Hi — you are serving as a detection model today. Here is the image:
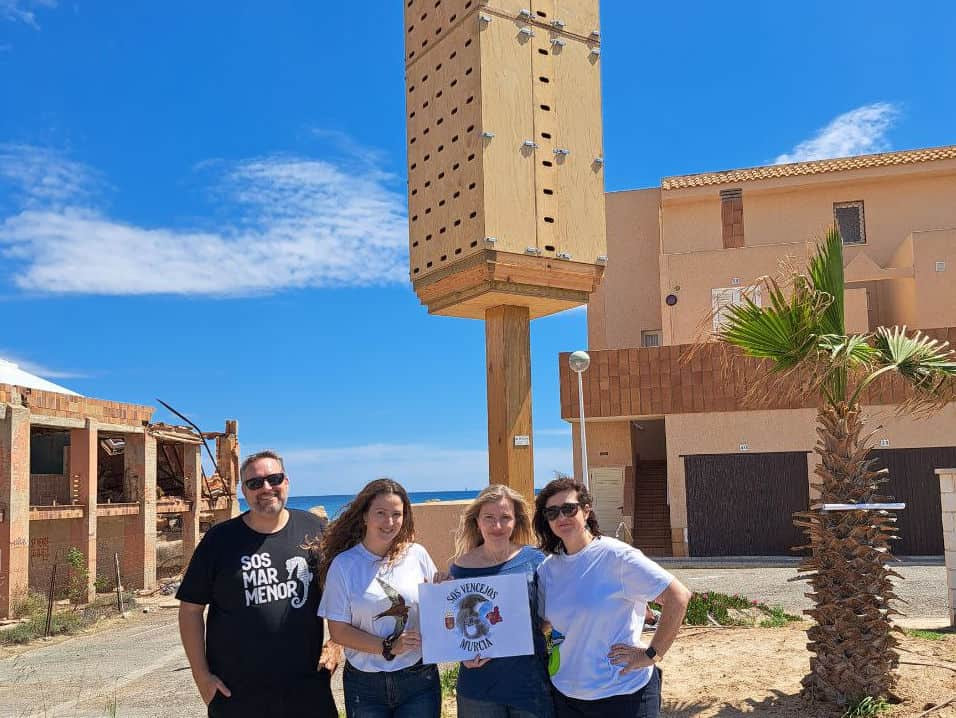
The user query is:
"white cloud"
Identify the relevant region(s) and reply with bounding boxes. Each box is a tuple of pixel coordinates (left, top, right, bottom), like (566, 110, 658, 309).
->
(281, 443, 572, 494)
(0, 143, 101, 208)
(775, 102, 901, 164)
(0, 0, 56, 28)
(0, 144, 409, 295)
(0, 351, 89, 379)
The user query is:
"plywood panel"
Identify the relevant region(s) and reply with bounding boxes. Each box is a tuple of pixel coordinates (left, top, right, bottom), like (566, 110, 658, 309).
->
(554, 0, 600, 38)
(529, 0, 558, 24)
(531, 24, 557, 255)
(406, 20, 485, 279)
(405, 0, 482, 65)
(551, 35, 605, 263)
(479, 12, 536, 256)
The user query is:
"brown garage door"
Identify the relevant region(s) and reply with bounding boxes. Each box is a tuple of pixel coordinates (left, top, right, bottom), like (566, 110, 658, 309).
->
(684, 452, 809, 556)
(869, 447, 956, 556)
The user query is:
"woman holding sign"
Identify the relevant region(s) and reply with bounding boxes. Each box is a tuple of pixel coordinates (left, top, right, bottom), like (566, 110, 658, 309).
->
(447, 484, 555, 718)
(534, 477, 691, 718)
(318, 479, 440, 718)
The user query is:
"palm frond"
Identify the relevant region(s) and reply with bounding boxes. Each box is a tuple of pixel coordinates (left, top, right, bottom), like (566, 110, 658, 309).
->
(872, 326, 956, 386)
(719, 275, 820, 371)
(847, 326, 956, 410)
(807, 227, 845, 336)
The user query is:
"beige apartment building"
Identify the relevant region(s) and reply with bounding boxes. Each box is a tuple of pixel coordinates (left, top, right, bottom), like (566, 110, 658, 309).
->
(559, 145, 956, 558)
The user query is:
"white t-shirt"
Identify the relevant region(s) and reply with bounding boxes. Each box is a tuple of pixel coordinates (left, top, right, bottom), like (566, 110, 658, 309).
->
(318, 542, 437, 672)
(537, 536, 674, 700)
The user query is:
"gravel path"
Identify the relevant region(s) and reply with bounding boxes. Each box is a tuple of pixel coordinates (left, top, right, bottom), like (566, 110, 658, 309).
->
(670, 565, 949, 619)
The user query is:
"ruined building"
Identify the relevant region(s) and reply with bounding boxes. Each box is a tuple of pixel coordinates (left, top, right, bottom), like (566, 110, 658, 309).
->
(0, 359, 239, 618)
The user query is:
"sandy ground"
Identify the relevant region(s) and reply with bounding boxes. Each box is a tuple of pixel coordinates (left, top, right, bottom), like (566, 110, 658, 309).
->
(660, 623, 956, 718)
(1, 566, 953, 717)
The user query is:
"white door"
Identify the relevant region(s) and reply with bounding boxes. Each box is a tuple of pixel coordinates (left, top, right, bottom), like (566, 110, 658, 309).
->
(589, 467, 624, 535)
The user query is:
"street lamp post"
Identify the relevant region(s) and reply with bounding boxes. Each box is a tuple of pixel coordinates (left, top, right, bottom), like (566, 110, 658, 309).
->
(568, 351, 591, 489)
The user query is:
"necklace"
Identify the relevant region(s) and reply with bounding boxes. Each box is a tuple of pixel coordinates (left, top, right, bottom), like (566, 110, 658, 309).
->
(481, 543, 514, 564)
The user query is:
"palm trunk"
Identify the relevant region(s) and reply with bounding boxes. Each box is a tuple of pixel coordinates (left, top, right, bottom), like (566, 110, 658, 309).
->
(794, 402, 902, 704)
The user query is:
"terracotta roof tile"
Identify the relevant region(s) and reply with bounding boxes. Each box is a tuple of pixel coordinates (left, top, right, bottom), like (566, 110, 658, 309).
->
(661, 144, 956, 190)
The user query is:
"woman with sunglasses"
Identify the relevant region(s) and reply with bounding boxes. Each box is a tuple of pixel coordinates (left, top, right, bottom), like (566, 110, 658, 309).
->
(318, 479, 440, 718)
(534, 477, 691, 718)
(447, 484, 554, 718)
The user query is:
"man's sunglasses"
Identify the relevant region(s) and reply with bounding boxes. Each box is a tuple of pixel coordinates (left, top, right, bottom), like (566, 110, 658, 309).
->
(542, 502, 585, 522)
(244, 473, 286, 490)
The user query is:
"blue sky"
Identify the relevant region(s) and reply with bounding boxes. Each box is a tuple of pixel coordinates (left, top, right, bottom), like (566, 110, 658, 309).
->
(1, 1, 954, 494)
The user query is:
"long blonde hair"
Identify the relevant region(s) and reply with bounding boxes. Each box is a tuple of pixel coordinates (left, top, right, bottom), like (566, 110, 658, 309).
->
(453, 484, 534, 560)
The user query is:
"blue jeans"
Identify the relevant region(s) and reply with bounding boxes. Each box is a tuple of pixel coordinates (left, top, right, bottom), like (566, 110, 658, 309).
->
(552, 668, 662, 718)
(457, 694, 549, 718)
(343, 661, 441, 718)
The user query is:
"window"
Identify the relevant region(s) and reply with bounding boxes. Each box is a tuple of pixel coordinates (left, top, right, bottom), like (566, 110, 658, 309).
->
(641, 330, 662, 348)
(719, 188, 744, 249)
(712, 286, 761, 333)
(834, 201, 865, 245)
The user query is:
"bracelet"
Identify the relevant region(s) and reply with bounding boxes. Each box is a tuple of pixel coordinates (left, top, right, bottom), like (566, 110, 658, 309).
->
(382, 635, 396, 661)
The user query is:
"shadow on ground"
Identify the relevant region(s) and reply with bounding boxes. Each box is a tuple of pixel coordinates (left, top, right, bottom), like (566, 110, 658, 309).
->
(664, 690, 842, 717)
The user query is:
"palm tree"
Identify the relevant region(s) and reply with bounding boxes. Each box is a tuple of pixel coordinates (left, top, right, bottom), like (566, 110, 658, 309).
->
(712, 228, 956, 705)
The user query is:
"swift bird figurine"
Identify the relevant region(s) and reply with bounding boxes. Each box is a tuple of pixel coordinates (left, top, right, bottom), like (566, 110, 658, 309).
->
(374, 578, 409, 638)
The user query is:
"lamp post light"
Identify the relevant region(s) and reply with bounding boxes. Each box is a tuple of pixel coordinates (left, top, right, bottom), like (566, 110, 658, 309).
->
(568, 350, 591, 489)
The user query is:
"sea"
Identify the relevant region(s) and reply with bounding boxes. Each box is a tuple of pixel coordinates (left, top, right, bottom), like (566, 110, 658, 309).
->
(238, 490, 482, 519)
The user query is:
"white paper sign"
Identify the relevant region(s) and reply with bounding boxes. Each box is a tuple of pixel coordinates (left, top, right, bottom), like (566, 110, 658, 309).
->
(419, 573, 535, 664)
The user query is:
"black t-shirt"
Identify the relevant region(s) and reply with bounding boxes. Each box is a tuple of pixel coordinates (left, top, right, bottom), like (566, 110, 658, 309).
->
(177, 509, 327, 690)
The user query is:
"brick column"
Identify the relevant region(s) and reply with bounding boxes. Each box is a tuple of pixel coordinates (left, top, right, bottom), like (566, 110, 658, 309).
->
(216, 420, 240, 519)
(937, 468, 956, 627)
(123, 433, 156, 590)
(0, 404, 30, 618)
(69, 421, 97, 603)
(181, 443, 202, 566)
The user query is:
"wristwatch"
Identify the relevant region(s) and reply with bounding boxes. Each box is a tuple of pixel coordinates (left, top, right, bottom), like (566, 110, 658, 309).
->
(644, 645, 661, 664)
(382, 635, 396, 662)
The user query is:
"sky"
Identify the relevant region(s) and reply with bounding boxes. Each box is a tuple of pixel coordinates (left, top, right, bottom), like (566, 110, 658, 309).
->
(1, 1, 954, 494)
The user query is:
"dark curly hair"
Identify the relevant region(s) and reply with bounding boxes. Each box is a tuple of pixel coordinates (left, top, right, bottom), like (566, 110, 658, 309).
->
(533, 476, 601, 554)
(318, 478, 415, 585)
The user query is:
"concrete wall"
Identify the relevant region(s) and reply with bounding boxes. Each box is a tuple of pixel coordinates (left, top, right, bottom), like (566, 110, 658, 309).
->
(571, 420, 634, 481)
(411, 500, 469, 571)
(913, 229, 956, 330)
(589, 189, 663, 350)
(28, 519, 73, 594)
(659, 241, 819, 345)
(938, 468, 956, 627)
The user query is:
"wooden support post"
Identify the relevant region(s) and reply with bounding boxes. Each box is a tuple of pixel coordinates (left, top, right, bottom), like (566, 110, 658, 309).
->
(113, 552, 123, 614)
(485, 305, 534, 501)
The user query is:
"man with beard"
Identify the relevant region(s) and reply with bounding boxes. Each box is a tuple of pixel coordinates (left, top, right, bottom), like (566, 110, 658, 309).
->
(177, 450, 340, 717)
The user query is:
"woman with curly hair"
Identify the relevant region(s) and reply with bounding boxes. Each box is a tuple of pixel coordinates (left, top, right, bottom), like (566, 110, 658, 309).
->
(533, 477, 691, 718)
(318, 479, 440, 718)
(447, 484, 554, 718)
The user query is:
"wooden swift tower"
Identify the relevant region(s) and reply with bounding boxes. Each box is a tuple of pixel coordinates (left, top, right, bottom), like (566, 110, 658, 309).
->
(403, 0, 606, 499)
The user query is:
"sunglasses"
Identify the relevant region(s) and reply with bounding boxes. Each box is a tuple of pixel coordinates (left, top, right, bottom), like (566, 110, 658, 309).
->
(542, 502, 585, 522)
(244, 472, 286, 490)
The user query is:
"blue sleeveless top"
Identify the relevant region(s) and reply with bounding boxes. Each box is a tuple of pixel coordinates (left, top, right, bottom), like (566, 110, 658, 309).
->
(449, 545, 553, 715)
